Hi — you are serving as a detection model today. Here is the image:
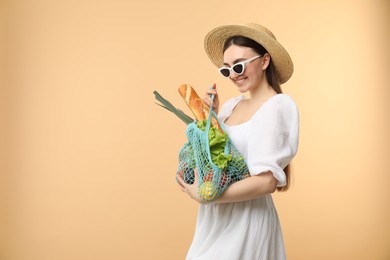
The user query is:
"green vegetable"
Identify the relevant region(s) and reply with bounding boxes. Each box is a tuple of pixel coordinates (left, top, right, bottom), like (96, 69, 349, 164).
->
(153, 90, 194, 124)
(196, 120, 232, 169)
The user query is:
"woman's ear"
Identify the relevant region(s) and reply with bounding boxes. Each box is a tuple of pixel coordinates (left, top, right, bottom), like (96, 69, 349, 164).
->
(262, 53, 270, 70)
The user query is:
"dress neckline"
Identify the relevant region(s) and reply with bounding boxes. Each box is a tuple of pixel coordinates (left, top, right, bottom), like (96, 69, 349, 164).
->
(223, 94, 282, 127)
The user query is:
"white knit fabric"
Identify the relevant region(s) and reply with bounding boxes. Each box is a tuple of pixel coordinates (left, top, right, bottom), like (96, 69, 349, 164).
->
(186, 94, 299, 260)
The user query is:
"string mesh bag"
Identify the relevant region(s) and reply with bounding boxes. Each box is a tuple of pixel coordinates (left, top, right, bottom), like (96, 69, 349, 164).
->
(176, 95, 250, 202)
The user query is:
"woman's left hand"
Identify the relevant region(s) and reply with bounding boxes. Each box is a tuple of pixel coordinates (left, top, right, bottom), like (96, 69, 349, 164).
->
(177, 169, 205, 204)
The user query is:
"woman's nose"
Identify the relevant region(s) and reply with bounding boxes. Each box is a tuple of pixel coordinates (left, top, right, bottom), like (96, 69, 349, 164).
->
(229, 71, 238, 80)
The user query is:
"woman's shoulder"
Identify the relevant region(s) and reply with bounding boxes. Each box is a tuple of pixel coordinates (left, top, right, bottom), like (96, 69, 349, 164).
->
(263, 93, 299, 113)
(268, 93, 297, 105)
(249, 93, 299, 124)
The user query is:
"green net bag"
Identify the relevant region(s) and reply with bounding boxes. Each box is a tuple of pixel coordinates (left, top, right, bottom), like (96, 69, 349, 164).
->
(176, 95, 250, 202)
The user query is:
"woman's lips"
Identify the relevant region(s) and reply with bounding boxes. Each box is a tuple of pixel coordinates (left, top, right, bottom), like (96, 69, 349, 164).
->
(234, 77, 247, 86)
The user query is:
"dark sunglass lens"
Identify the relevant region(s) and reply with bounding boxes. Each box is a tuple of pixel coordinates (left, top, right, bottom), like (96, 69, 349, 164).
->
(232, 64, 243, 74)
(220, 69, 230, 77)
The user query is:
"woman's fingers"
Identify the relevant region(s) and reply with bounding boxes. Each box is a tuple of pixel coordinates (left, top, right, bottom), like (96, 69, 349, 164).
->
(204, 84, 219, 111)
(205, 94, 218, 107)
(205, 89, 217, 97)
(177, 174, 186, 190)
(203, 95, 212, 107)
(194, 168, 199, 183)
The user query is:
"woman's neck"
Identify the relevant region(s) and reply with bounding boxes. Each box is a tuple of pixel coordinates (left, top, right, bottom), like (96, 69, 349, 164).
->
(248, 82, 277, 103)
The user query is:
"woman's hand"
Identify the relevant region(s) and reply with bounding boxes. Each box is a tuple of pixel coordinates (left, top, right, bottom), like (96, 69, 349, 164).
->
(203, 84, 219, 114)
(177, 169, 206, 204)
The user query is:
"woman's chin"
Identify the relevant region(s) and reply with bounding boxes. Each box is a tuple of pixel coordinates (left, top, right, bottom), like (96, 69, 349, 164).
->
(236, 84, 250, 93)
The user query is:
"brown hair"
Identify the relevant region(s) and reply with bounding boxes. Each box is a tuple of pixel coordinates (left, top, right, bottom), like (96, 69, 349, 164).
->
(223, 35, 291, 192)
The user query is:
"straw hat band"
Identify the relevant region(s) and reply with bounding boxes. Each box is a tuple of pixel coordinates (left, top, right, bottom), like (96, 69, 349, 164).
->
(204, 24, 293, 84)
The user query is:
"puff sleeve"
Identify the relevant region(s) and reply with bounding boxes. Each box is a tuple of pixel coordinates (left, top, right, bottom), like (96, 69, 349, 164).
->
(246, 95, 299, 187)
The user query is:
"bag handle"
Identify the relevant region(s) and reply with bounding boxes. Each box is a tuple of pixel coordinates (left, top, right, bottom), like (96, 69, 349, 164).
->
(205, 87, 227, 132)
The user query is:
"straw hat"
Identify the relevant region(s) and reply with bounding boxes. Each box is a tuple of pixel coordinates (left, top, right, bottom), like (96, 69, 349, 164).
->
(204, 23, 293, 84)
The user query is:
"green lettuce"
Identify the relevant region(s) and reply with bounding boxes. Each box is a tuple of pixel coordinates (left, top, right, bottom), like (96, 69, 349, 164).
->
(196, 120, 232, 169)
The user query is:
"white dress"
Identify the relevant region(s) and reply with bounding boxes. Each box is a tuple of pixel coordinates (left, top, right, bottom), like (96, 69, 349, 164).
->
(185, 94, 300, 260)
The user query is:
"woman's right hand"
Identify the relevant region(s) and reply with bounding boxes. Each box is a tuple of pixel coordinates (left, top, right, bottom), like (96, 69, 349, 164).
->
(203, 83, 219, 114)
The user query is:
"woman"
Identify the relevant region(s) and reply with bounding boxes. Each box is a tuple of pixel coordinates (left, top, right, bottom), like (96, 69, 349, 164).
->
(177, 23, 299, 260)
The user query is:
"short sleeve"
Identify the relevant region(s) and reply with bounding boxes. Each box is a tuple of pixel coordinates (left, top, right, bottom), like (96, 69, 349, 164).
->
(246, 95, 299, 187)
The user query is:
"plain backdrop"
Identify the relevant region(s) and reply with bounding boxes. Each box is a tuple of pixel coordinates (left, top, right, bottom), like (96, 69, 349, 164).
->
(1, 0, 390, 259)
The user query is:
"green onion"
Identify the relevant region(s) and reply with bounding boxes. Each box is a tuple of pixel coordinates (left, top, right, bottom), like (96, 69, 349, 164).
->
(153, 90, 194, 125)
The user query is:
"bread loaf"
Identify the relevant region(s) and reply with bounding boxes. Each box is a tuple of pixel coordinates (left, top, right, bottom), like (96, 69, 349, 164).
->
(178, 84, 206, 121)
(178, 84, 222, 132)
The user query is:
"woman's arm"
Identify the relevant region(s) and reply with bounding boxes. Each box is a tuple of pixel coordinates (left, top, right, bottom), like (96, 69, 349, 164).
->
(214, 171, 278, 203)
(177, 169, 278, 204)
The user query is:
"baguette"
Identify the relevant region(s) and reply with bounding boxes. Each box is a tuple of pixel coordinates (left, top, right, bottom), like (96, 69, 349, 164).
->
(178, 84, 222, 132)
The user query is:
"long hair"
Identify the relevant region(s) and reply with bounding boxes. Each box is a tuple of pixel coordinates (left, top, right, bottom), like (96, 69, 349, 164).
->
(223, 36, 291, 192)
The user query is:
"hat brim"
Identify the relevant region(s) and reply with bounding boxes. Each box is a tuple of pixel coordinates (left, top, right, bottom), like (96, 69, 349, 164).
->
(204, 24, 293, 84)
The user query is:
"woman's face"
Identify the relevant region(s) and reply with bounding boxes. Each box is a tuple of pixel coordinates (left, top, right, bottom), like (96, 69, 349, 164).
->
(223, 45, 267, 93)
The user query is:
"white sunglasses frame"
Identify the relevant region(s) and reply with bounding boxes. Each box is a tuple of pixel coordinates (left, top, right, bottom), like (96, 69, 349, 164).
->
(218, 55, 262, 78)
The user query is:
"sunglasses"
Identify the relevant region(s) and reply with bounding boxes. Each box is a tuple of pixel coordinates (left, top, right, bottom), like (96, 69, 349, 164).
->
(219, 55, 262, 78)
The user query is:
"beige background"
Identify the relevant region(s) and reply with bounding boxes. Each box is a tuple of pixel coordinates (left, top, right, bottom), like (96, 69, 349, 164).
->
(1, 0, 390, 259)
